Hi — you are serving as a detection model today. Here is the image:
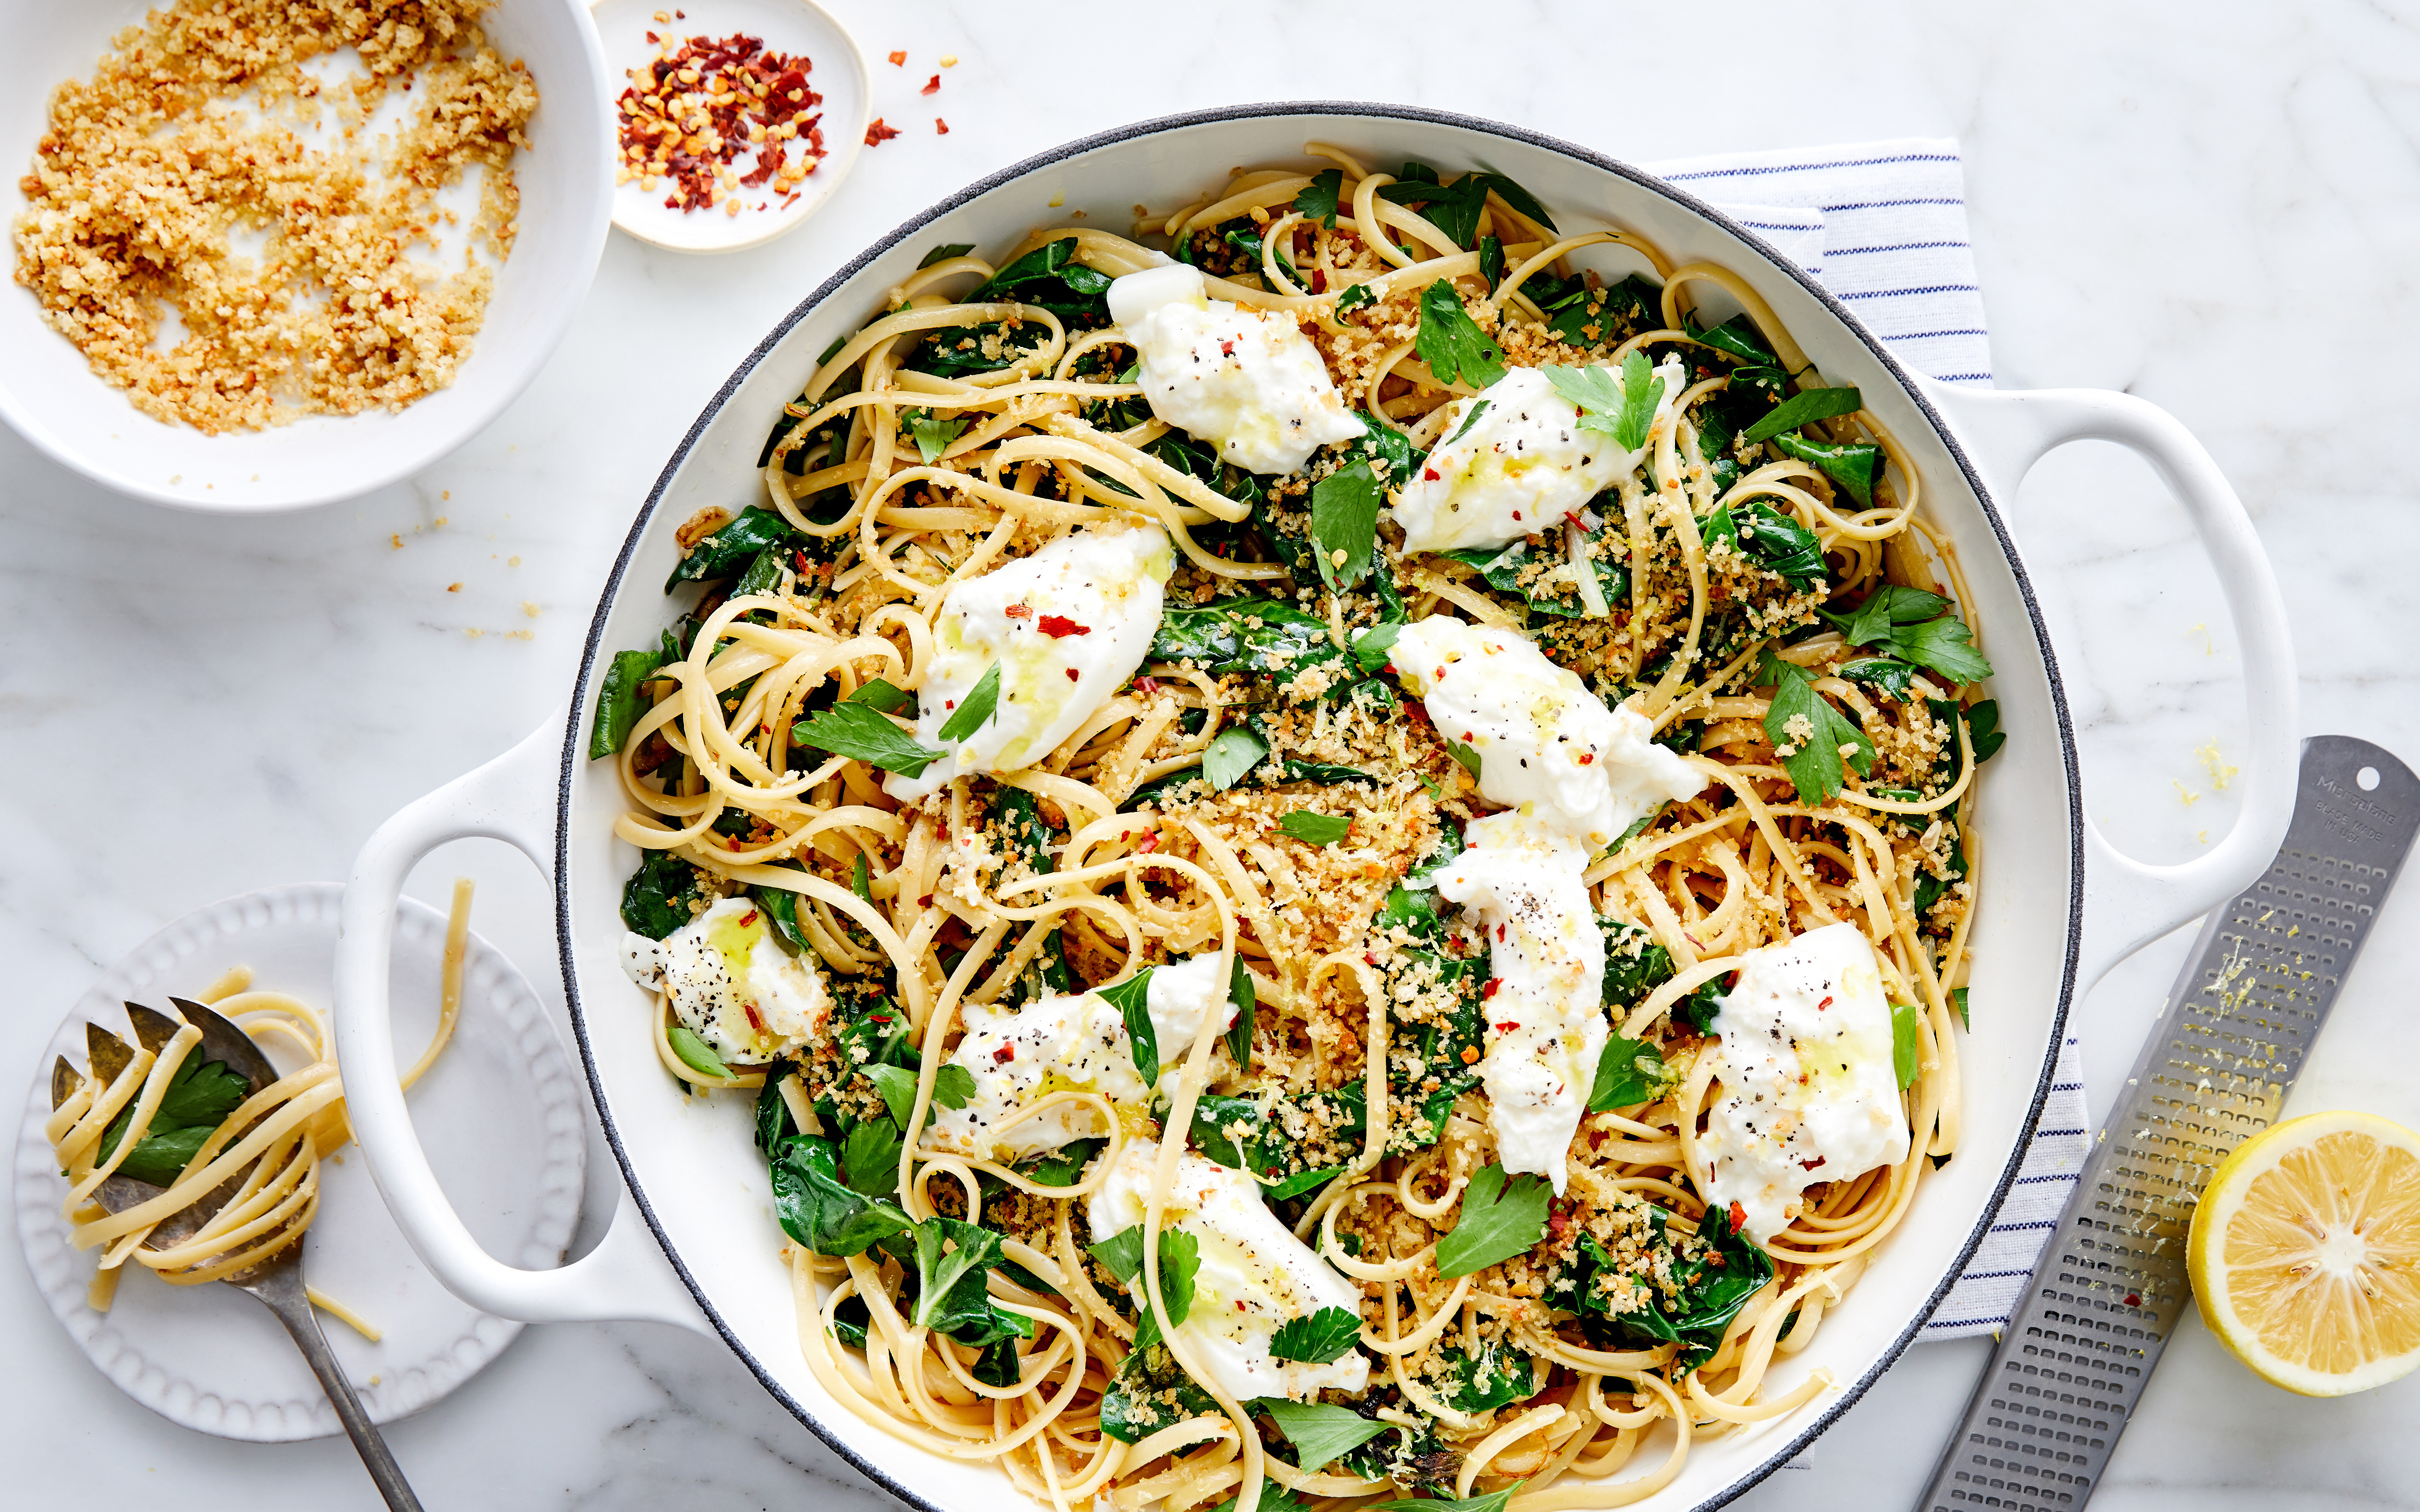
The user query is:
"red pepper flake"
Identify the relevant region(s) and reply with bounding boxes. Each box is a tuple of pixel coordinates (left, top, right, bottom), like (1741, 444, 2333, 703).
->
(1310, 268, 1327, 293)
(1422, 466, 1441, 482)
(615, 32, 823, 215)
(1565, 510, 1593, 532)
(1729, 1201, 1749, 1235)
(1511, 511, 1522, 522)
(992, 1041, 1016, 1064)
(1482, 977, 1502, 999)
(2124, 1292, 2141, 1307)
(1799, 1157, 1826, 1171)
(1136, 833, 1160, 853)
(1065, 668, 1080, 681)
(1004, 602, 1033, 618)
(1037, 614, 1091, 637)
(866, 117, 900, 146)
(1578, 752, 1594, 765)
(935, 117, 949, 135)
(1818, 995, 1833, 1012)
(1132, 676, 1162, 693)
(739, 910, 759, 926)
(1495, 1021, 1519, 1033)
(887, 49, 907, 65)
(1219, 338, 1237, 358)
(916, 894, 934, 908)
(744, 1003, 766, 1033)
(920, 73, 940, 95)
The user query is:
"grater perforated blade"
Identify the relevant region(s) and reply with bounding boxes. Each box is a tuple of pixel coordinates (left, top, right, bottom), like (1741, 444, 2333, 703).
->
(1917, 735, 2420, 1512)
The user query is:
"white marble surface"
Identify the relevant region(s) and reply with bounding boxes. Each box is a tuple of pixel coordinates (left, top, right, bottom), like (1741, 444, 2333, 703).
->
(5, 0, 2418, 1505)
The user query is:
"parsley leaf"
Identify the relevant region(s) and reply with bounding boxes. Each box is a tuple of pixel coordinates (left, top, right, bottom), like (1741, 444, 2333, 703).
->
(1587, 1033, 1670, 1111)
(1088, 1224, 1146, 1285)
(1255, 1399, 1393, 1471)
(1760, 651, 1876, 805)
(937, 662, 1002, 743)
(1952, 987, 1972, 1032)
(1268, 1305, 1363, 1364)
(1892, 1001, 1922, 1089)
(1096, 970, 1158, 1085)
(665, 1023, 731, 1079)
(1478, 234, 1504, 293)
(839, 1117, 904, 1201)
(1820, 586, 1994, 684)
(863, 1062, 919, 1128)
(1544, 354, 1661, 452)
(1203, 726, 1267, 791)
(1371, 1487, 1521, 1512)
(933, 1062, 975, 1109)
(1309, 459, 1383, 594)
(850, 852, 872, 900)
(1740, 384, 1862, 446)
(1444, 738, 1482, 779)
(1611, 349, 1663, 451)
(848, 678, 915, 715)
(905, 408, 970, 463)
(1294, 168, 1342, 229)
(1444, 398, 1492, 447)
(918, 242, 976, 268)
(793, 702, 944, 777)
(99, 1053, 251, 1187)
(1278, 811, 1353, 846)
(1900, 614, 1995, 685)
(1824, 584, 1949, 647)
(1434, 1164, 1552, 1277)
(1351, 621, 1402, 676)
(1965, 700, 2006, 762)
(1226, 956, 1257, 1076)
(1771, 431, 1883, 508)
(1335, 282, 1376, 316)
(1416, 280, 1505, 390)
(1106, 1225, 1199, 1350)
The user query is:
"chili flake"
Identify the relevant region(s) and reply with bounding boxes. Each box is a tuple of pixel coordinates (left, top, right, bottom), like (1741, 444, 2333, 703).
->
(866, 117, 900, 146)
(615, 32, 824, 214)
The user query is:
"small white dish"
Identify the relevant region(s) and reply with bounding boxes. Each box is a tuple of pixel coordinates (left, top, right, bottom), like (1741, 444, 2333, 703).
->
(591, 0, 868, 254)
(0, 0, 614, 512)
(11, 883, 586, 1442)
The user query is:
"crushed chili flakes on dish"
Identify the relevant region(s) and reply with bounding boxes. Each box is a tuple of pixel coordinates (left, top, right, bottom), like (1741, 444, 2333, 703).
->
(935, 117, 949, 134)
(920, 74, 940, 95)
(866, 117, 901, 146)
(615, 31, 824, 214)
(887, 49, 906, 65)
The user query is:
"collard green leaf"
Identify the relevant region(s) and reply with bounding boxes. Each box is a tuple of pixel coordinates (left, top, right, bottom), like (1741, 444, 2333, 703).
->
(1434, 1164, 1552, 1277)
(1096, 971, 1158, 1086)
(1295, 168, 1342, 228)
(1478, 234, 1504, 293)
(1839, 656, 1921, 702)
(1441, 1342, 1539, 1412)
(755, 1062, 798, 1157)
(667, 506, 804, 591)
(621, 851, 701, 939)
(792, 701, 943, 777)
(912, 1215, 1004, 1330)
(1965, 700, 2006, 762)
(937, 662, 1002, 743)
(1771, 431, 1883, 508)
(1189, 1083, 1364, 1199)
(1739, 384, 1862, 446)
(1257, 1399, 1393, 1471)
(665, 1022, 729, 1079)
(830, 1293, 871, 1350)
(1686, 312, 1778, 368)
(99, 1053, 251, 1187)
(1893, 1001, 1922, 1089)
(1226, 956, 1257, 1076)
(769, 1135, 916, 1256)
(850, 852, 872, 900)
(1310, 459, 1383, 594)
(590, 647, 665, 759)
(905, 407, 970, 463)
(848, 677, 915, 715)
(1150, 597, 1346, 680)
(1760, 651, 1876, 805)
(1540, 273, 1661, 350)
(1703, 502, 1828, 584)
(919, 242, 976, 268)
(1099, 1342, 1218, 1443)
(1587, 1033, 1671, 1112)
(1020, 1138, 1101, 1188)
(1415, 280, 1506, 390)
(863, 1063, 919, 1130)
(732, 543, 787, 601)
(1268, 1305, 1362, 1364)
(1953, 986, 1972, 1031)
(973, 237, 1113, 316)
(1277, 811, 1352, 846)
(1336, 282, 1376, 316)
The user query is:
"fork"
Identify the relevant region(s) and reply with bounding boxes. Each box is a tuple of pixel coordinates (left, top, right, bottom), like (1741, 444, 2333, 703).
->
(57, 1000, 425, 1511)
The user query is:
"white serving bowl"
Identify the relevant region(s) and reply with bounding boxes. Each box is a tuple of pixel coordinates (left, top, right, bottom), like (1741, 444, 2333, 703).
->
(0, 0, 613, 512)
(334, 104, 2301, 1512)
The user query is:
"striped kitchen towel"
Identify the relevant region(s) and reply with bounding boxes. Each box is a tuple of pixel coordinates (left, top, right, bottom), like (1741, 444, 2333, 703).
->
(1643, 139, 2086, 1340)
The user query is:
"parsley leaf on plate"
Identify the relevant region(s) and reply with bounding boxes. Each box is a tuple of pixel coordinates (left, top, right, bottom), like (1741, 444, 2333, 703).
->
(1269, 1305, 1363, 1364)
(1336, 282, 1376, 316)
(793, 702, 943, 777)
(1277, 811, 1353, 846)
(1203, 726, 1267, 792)
(1371, 1487, 1521, 1512)
(937, 662, 1002, 743)
(1294, 168, 1342, 228)
(1434, 1163, 1552, 1277)
(1820, 586, 1994, 684)
(1226, 955, 1257, 1076)
(1255, 1399, 1393, 1471)
(1759, 651, 1876, 805)
(1416, 279, 1506, 390)
(1095, 970, 1158, 1085)
(1309, 459, 1383, 594)
(1587, 1033, 1670, 1112)
(904, 407, 970, 463)
(848, 677, 915, 715)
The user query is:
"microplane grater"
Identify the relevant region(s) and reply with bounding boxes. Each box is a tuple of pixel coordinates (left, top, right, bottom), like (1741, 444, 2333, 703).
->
(1917, 734, 2420, 1512)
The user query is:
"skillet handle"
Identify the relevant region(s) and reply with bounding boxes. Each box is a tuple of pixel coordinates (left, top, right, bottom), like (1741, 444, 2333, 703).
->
(1916, 377, 2298, 993)
(333, 721, 707, 1333)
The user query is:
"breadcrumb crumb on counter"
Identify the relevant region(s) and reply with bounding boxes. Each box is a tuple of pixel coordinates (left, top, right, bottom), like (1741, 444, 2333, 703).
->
(11, 0, 538, 435)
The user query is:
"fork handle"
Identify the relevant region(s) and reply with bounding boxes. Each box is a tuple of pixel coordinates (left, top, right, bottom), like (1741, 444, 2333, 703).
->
(255, 1283, 426, 1512)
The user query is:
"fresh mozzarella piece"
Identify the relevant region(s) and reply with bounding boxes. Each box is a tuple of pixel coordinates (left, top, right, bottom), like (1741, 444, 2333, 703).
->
(1435, 812, 1605, 1194)
(1391, 615, 1704, 849)
(619, 895, 830, 1064)
(927, 955, 1236, 1163)
(1089, 1137, 1370, 1402)
(1700, 923, 1913, 1246)
(1108, 263, 1366, 475)
(1390, 358, 1683, 555)
(886, 522, 1172, 801)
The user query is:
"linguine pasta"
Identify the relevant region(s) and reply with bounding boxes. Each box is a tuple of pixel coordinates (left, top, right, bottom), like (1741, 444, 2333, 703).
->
(592, 145, 1998, 1512)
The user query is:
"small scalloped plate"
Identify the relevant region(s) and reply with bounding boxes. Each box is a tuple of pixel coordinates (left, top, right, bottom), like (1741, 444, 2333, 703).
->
(11, 883, 586, 1441)
(592, 0, 870, 254)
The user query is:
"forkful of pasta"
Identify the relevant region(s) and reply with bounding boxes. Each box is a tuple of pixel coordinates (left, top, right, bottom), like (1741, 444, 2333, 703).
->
(42, 881, 480, 1512)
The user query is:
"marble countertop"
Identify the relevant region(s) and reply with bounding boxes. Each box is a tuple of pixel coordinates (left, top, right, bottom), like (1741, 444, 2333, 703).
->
(6, 0, 2416, 1505)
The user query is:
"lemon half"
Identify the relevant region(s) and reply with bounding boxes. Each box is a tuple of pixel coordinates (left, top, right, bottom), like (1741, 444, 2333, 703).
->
(2187, 1110, 2420, 1396)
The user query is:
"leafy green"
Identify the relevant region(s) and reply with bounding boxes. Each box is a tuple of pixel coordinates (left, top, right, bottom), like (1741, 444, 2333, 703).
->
(1152, 1230, 1199, 1333)
(1760, 651, 1876, 805)
(1953, 987, 1971, 1032)
(1099, 1341, 1218, 1443)
(590, 647, 665, 759)
(911, 1216, 1001, 1329)
(1189, 1083, 1364, 1199)
(1839, 656, 1921, 702)
(755, 1062, 798, 1156)
(1149, 597, 1346, 680)
(1893, 1001, 1922, 1089)
(937, 662, 1002, 743)
(1440, 1343, 1537, 1413)
(1205, 1487, 1313, 1512)
(1686, 312, 1778, 368)
(1096, 971, 1159, 1085)
(1335, 282, 1376, 316)
(1821, 586, 1994, 684)
(1223, 225, 1301, 288)
(1739, 385, 1862, 446)
(667, 506, 804, 591)
(830, 1293, 871, 1350)
(1824, 584, 1946, 646)
(1269, 1306, 1362, 1365)
(1587, 1033, 1671, 1111)
(1093, 1222, 1198, 1350)
(1444, 738, 1482, 779)
(792, 702, 944, 777)
(1415, 279, 1506, 390)
(1552, 1206, 1773, 1372)
(1544, 352, 1662, 452)
(1226, 956, 1257, 1076)
(1435, 1164, 1552, 1277)
(98, 1052, 251, 1187)
(1965, 700, 2006, 762)
(972, 237, 1113, 317)
(1439, 535, 1626, 623)
(1443, 397, 1493, 447)
(1702, 501, 1828, 585)
(1088, 1224, 1146, 1286)
(1020, 1139, 1101, 1188)
(862, 1063, 917, 1127)
(1539, 273, 1661, 350)
(665, 1023, 730, 1079)
(769, 1135, 917, 1256)
(851, 852, 872, 900)
(1310, 460, 1383, 594)
(1478, 234, 1504, 293)
(919, 242, 976, 268)
(848, 678, 915, 715)
(1771, 431, 1884, 508)
(1375, 165, 1556, 248)
(1295, 168, 1342, 228)
(840, 1116, 904, 1200)
(905, 407, 970, 463)
(1352, 622, 1402, 676)
(1278, 811, 1352, 846)
(1256, 1399, 1394, 1471)
(731, 543, 787, 602)
(1370, 1486, 1519, 1512)
(620, 850, 701, 939)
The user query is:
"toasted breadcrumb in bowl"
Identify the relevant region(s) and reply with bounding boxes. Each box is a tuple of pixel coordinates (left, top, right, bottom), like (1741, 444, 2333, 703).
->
(0, 0, 613, 512)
